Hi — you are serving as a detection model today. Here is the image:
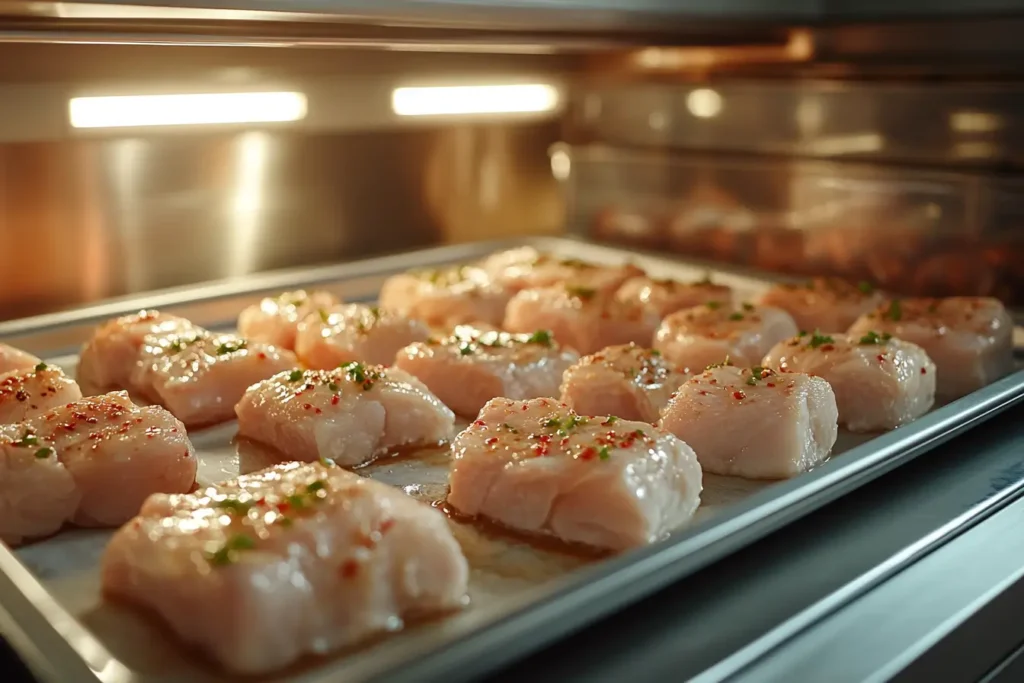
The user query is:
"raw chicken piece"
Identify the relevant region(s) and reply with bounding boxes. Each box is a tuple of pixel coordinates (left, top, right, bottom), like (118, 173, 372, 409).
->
(616, 275, 734, 317)
(21, 392, 196, 526)
(237, 290, 339, 351)
(448, 398, 702, 551)
(847, 297, 1015, 400)
(654, 301, 798, 372)
(0, 426, 78, 546)
(763, 331, 936, 432)
(295, 304, 430, 369)
(77, 310, 197, 395)
(101, 462, 469, 675)
(659, 365, 838, 479)
(758, 278, 885, 333)
(235, 364, 455, 467)
(559, 344, 689, 423)
(133, 331, 297, 429)
(482, 248, 643, 295)
(504, 285, 660, 355)
(379, 265, 510, 328)
(0, 363, 82, 424)
(394, 326, 579, 417)
(0, 343, 41, 375)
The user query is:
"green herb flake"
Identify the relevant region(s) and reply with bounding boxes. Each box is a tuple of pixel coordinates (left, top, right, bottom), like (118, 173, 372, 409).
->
(858, 330, 893, 345)
(526, 329, 553, 347)
(458, 342, 475, 356)
(857, 281, 875, 294)
(501, 423, 518, 434)
(728, 312, 745, 321)
(883, 299, 902, 322)
(319, 309, 331, 323)
(742, 302, 755, 311)
(632, 429, 646, 439)
(285, 493, 307, 510)
(706, 300, 722, 310)
(797, 330, 808, 337)
(34, 362, 47, 372)
(327, 382, 339, 392)
(543, 417, 561, 428)
(216, 339, 247, 356)
(746, 366, 774, 386)
(207, 533, 256, 567)
(565, 285, 597, 300)
(598, 446, 611, 461)
(34, 447, 53, 459)
(214, 498, 254, 515)
(13, 432, 38, 449)
(287, 369, 304, 383)
(649, 349, 661, 357)
(369, 307, 380, 318)
(704, 356, 732, 371)
(169, 335, 201, 353)
(807, 332, 835, 349)
(602, 416, 619, 426)
(306, 480, 326, 494)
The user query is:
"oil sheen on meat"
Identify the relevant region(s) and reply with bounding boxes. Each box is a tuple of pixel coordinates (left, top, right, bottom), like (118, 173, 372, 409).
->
(758, 278, 885, 333)
(295, 304, 430, 369)
(615, 275, 734, 318)
(0, 363, 83, 424)
(237, 290, 340, 351)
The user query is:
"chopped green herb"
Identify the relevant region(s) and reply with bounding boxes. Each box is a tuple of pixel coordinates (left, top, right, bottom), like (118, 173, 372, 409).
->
(746, 366, 774, 386)
(287, 369, 304, 382)
(168, 335, 202, 353)
(598, 446, 611, 461)
(797, 330, 808, 337)
(857, 281, 875, 294)
(458, 342, 475, 356)
(306, 480, 326, 493)
(742, 302, 755, 311)
(34, 362, 47, 372)
(565, 285, 597, 300)
(276, 516, 294, 528)
(327, 382, 339, 392)
(526, 330, 553, 347)
(12, 432, 38, 448)
(632, 429, 646, 439)
(207, 533, 256, 567)
(34, 447, 53, 459)
(883, 299, 902, 321)
(858, 330, 893, 345)
(649, 349, 661, 357)
(807, 332, 835, 349)
(603, 416, 619, 425)
(500, 423, 518, 434)
(704, 357, 732, 370)
(285, 493, 307, 510)
(214, 498, 254, 515)
(319, 309, 331, 323)
(728, 312, 745, 321)
(216, 339, 247, 355)
(368, 307, 380, 318)
(706, 301, 722, 310)
(543, 417, 560, 428)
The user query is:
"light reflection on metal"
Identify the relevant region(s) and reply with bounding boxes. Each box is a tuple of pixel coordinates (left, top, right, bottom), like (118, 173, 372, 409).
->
(686, 88, 723, 118)
(231, 132, 270, 277)
(391, 84, 559, 117)
(69, 92, 307, 129)
(626, 29, 813, 73)
(950, 111, 1003, 133)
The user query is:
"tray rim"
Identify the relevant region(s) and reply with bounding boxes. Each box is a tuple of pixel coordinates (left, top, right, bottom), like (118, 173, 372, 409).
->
(0, 236, 1021, 683)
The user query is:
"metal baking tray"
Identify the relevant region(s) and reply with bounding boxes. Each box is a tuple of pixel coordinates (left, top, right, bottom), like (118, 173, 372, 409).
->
(0, 236, 1022, 683)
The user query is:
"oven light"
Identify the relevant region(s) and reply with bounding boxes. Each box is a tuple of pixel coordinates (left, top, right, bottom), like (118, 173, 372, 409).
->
(68, 92, 307, 129)
(391, 84, 559, 116)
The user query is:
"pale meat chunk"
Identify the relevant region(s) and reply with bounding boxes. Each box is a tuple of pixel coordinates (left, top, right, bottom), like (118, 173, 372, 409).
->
(559, 344, 689, 423)
(763, 331, 936, 432)
(654, 301, 798, 372)
(77, 310, 197, 395)
(659, 365, 838, 479)
(132, 331, 297, 429)
(0, 363, 82, 424)
(616, 275, 734, 317)
(237, 290, 339, 351)
(235, 364, 455, 467)
(0, 428, 78, 546)
(378, 266, 510, 328)
(20, 392, 197, 526)
(394, 326, 579, 417)
(448, 398, 703, 551)
(0, 343, 41, 375)
(504, 286, 660, 355)
(295, 304, 430, 369)
(482, 248, 643, 295)
(848, 297, 1015, 400)
(101, 462, 469, 674)
(757, 278, 885, 333)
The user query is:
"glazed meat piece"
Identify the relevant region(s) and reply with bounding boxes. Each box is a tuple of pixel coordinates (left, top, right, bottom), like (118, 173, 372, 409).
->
(448, 398, 703, 551)
(763, 331, 936, 432)
(615, 275, 734, 317)
(848, 297, 1015, 400)
(758, 278, 885, 333)
(16, 392, 196, 527)
(77, 310, 197, 395)
(379, 265, 510, 329)
(0, 343, 41, 375)
(654, 302, 799, 373)
(0, 362, 82, 424)
(559, 344, 689, 423)
(0, 427, 78, 546)
(132, 331, 297, 429)
(101, 462, 469, 674)
(295, 304, 430, 369)
(394, 326, 579, 417)
(237, 289, 339, 351)
(504, 286, 660, 355)
(482, 248, 644, 295)
(659, 365, 838, 479)
(235, 364, 455, 467)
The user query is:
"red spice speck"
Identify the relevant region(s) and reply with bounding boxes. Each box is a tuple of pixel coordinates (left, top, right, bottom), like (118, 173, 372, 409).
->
(339, 559, 359, 579)
(767, 382, 776, 388)
(315, 407, 322, 415)
(303, 403, 313, 410)
(877, 354, 886, 363)
(698, 390, 708, 396)
(331, 394, 340, 405)
(521, 405, 529, 411)
(473, 420, 486, 427)
(380, 518, 395, 533)
(820, 344, 835, 352)
(921, 367, 927, 374)
(257, 352, 267, 360)
(709, 379, 718, 385)
(733, 391, 745, 400)
(579, 446, 597, 461)
(485, 437, 498, 445)
(14, 390, 27, 402)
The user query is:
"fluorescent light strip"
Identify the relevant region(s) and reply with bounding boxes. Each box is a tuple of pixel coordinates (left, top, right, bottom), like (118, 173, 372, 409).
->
(392, 84, 558, 117)
(69, 92, 307, 129)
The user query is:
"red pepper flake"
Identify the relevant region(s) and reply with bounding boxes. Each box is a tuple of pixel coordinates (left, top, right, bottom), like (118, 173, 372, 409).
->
(521, 404, 529, 411)
(473, 420, 486, 426)
(877, 354, 886, 363)
(485, 437, 498, 445)
(380, 518, 395, 533)
(257, 352, 267, 360)
(698, 390, 708, 396)
(277, 501, 291, 514)
(921, 367, 927, 374)
(767, 382, 776, 388)
(579, 446, 597, 461)
(733, 391, 745, 400)
(331, 394, 340, 406)
(820, 344, 835, 352)
(339, 559, 359, 579)
(315, 407, 322, 415)
(303, 403, 313, 410)
(709, 379, 718, 385)
(532, 444, 549, 456)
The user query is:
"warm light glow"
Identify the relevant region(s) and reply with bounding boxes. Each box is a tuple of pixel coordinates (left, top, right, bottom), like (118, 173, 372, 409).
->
(68, 92, 307, 129)
(391, 84, 559, 117)
(686, 88, 723, 119)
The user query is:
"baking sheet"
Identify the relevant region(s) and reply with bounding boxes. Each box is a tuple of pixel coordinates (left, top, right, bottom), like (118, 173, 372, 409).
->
(1, 236, 1022, 683)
